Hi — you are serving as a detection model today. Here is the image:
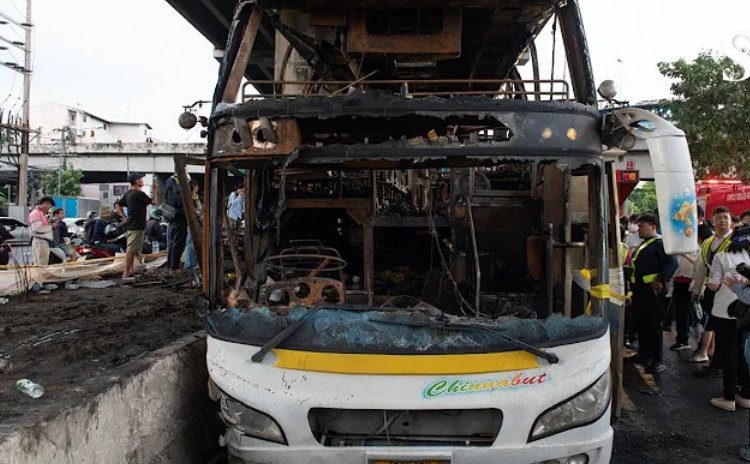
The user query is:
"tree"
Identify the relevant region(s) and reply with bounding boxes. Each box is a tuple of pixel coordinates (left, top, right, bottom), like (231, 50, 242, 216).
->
(658, 51, 750, 180)
(41, 167, 83, 196)
(627, 181, 657, 214)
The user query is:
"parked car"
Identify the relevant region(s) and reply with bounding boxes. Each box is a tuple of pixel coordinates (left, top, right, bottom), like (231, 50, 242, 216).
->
(0, 217, 31, 245)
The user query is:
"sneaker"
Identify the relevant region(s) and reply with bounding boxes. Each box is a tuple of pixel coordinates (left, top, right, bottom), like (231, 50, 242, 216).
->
(693, 366, 722, 378)
(710, 397, 736, 411)
(736, 396, 750, 409)
(690, 353, 710, 363)
(646, 361, 667, 374)
(670, 342, 691, 351)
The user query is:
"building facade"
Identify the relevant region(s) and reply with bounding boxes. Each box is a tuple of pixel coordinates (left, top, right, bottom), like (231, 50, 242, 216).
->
(30, 102, 153, 145)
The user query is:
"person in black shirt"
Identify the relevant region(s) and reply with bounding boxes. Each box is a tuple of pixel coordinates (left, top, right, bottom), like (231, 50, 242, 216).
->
(144, 208, 166, 253)
(115, 172, 157, 279)
(164, 174, 187, 273)
(625, 212, 679, 374)
(51, 208, 78, 260)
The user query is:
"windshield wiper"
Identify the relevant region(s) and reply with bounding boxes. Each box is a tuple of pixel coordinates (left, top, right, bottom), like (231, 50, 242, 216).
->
(251, 306, 321, 363)
(368, 314, 559, 364)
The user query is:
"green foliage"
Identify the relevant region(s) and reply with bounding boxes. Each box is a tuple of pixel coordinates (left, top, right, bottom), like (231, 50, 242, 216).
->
(628, 182, 658, 214)
(41, 167, 83, 196)
(658, 51, 750, 180)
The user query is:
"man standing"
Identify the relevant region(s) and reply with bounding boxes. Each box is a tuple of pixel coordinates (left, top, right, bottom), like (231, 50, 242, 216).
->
(115, 173, 156, 279)
(227, 185, 245, 232)
(164, 174, 187, 273)
(626, 212, 678, 374)
(28, 196, 57, 265)
(692, 206, 733, 373)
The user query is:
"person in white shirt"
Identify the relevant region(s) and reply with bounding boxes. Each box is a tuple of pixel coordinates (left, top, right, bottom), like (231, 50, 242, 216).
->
(692, 207, 733, 368)
(706, 225, 750, 411)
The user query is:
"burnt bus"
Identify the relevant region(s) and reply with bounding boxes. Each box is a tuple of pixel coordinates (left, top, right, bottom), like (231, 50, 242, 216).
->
(184, 1, 698, 463)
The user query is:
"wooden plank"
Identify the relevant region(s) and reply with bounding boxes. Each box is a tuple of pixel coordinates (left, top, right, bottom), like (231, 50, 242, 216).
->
(363, 221, 374, 306)
(175, 157, 203, 271)
(222, 6, 263, 104)
(244, 170, 255, 278)
(202, 162, 212, 296)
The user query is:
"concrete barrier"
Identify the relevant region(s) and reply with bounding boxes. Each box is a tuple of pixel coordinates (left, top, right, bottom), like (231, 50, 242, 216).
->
(0, 332, 219, 464)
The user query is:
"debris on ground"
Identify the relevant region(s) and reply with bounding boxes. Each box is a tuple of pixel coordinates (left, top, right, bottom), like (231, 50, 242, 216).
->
(15, 379, 44, 398)
(0, 254, 166, 296)
(0, 284, 201, 421)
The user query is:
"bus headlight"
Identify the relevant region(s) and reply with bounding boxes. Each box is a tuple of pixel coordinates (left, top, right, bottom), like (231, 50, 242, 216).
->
(529, 371, 611, 441)
(220, 395, 287, 445)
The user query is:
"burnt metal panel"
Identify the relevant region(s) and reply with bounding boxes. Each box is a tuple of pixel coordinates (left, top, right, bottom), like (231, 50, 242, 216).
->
(213, 118, 301, 157)
(347, 9, 462, 55)
(210, 93, 601, 165)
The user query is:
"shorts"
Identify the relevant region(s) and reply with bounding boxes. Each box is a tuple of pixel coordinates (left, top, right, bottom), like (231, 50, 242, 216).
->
(126, 230, 145, 256)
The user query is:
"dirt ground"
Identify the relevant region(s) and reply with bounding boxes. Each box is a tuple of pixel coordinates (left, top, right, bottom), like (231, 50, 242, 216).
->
(0, 282, 202, 422)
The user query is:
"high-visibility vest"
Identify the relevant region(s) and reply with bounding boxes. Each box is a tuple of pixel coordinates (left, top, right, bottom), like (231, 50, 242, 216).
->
(700, 233, 732, 270)
(630, 236, 660, 284)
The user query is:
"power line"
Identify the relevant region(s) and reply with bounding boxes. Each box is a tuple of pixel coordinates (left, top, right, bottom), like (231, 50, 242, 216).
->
(1, 69, 18, 106)
(0, 10, 30, 28)
(5, 0, 24, 19)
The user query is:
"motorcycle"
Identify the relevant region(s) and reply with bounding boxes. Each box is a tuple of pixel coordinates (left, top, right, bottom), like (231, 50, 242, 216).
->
(77, 222, 127, 260)
(77, 234, 126, 259)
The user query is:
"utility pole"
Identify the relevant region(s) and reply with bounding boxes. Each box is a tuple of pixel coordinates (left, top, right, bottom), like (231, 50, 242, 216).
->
(17, 0, 32, 207)
(58, 127, 67, 195)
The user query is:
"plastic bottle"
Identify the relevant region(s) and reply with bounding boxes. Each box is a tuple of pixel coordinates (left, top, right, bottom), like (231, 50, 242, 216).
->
(16, 379, 44, 398)
(153, 240, 160, 253)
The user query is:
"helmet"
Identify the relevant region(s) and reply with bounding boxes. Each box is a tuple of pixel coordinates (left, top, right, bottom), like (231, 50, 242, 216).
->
(149, 208, 163, 221)
(104, 223, 119, 236)
(86, 211, 98, 219)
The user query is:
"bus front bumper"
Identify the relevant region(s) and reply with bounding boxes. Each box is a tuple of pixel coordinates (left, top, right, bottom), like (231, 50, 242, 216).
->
(225, 416, 613, 464)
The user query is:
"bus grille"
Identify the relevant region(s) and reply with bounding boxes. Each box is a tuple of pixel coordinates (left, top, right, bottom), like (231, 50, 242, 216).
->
(308, 408, 502, 447)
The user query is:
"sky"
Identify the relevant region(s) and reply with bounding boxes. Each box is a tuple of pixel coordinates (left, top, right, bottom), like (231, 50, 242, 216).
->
(0, 0, 749, 142)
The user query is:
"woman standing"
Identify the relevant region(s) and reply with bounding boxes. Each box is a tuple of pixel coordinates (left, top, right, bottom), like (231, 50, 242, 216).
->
(707, 225, 750, 411)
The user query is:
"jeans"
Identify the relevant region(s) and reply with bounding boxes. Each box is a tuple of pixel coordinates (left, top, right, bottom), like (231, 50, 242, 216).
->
(167, 219, 187, 270)
(184, 231, 198, 269)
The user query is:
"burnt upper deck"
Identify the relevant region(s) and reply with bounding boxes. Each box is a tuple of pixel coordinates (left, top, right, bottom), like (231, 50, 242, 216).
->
(166, 0, 575, 94)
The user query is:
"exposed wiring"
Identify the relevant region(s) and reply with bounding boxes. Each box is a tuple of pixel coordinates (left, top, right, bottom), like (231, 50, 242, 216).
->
(424, 199, 475, 316)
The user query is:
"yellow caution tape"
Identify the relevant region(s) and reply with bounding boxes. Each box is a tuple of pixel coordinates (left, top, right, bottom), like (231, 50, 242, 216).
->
(581, 268, 597, 281)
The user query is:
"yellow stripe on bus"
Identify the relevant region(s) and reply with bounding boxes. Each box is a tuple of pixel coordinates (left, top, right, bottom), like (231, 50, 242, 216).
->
(272, 349, 540, 375)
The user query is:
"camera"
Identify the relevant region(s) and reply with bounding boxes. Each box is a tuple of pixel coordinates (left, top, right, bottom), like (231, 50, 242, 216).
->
(736, 262, 750, 280)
